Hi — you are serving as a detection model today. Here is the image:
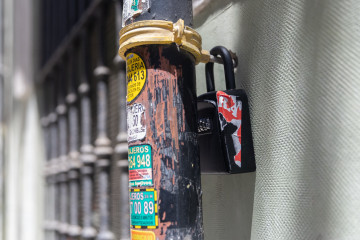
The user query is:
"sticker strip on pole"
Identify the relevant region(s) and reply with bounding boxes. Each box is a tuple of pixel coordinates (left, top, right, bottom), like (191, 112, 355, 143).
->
(119, 0, 206, 239)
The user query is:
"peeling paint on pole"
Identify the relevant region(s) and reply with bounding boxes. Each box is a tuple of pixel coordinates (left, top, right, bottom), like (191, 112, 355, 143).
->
(126, 44, 203, 239)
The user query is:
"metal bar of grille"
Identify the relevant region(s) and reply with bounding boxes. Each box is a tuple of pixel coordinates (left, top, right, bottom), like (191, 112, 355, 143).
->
(79, 25, 97, 240)
(93, 2, 115, 239)
(40, 81, 51, 240)
(48, 73, 60, 240)
(113, 0, 130, 239)
(56, 62, 69, 240)
(114, 57, 130, 240)
(39, 1, 126, 239)
(45, 76, 56, 240)
(41, 0, 48, 65)
(67, 44, 82, 240)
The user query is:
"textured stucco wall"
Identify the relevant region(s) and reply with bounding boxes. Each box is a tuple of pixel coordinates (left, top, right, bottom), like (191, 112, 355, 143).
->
(195, 1, 256, 240)
(195, 0, 360, 239)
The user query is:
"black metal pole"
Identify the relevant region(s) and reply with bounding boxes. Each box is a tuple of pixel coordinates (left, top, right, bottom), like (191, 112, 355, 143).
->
(120, 0, 203, 239)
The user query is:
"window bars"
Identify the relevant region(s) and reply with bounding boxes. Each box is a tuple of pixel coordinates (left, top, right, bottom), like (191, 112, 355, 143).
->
(39, 0, 129, 239)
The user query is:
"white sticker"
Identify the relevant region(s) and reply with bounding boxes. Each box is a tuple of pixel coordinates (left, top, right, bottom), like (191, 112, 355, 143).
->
(127, 103, 146, 142)
(122, 0, 150, 26)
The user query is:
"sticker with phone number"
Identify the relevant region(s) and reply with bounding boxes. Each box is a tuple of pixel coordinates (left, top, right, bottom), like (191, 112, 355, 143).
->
(126, 53, 147, 103)
(130, 189, 158, 229)
(128, 144, 153, 187)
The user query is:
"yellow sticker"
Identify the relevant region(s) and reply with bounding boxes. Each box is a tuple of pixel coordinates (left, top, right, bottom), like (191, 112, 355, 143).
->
(126, 53, 147, 103)
(131, 229, 155, 240)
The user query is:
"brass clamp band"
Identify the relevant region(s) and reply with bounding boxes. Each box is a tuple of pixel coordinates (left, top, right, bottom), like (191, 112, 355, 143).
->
(118, 19, 210, 64)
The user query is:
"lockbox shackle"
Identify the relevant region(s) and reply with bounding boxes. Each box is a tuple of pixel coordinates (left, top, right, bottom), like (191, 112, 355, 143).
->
(198, 46, 256, 175)
(205, 46, 236, 92)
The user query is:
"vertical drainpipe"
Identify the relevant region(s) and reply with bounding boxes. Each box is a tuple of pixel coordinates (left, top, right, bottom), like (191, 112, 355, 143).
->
(79, 27, 97, 240)
(119, 0, 207, 239)
(114, 0, 131, 239)
(94, 2, 115, 240)
(67, 44, 82, 240)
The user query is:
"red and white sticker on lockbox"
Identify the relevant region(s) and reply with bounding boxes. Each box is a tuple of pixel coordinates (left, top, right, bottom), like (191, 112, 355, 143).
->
(216, 91, 242, 167)
(127, 103, 146, 142)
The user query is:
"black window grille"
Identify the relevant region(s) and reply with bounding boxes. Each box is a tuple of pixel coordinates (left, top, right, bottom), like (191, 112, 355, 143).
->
(38, 0, 129, 239)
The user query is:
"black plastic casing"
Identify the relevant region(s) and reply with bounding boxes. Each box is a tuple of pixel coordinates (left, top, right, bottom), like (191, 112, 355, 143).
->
(198, 89, 256, 174)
